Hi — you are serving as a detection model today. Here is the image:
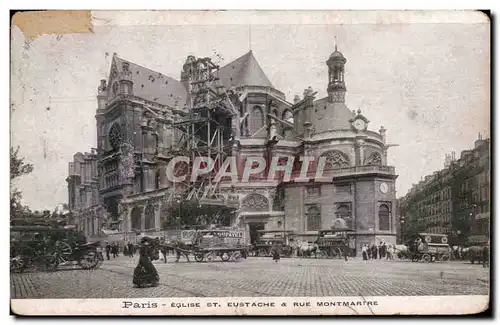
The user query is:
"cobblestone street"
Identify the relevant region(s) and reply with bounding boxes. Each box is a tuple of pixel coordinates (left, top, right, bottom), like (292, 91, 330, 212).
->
(11, 256, 489, 299)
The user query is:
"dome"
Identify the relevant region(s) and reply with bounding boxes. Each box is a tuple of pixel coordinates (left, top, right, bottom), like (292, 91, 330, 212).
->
(329, 50, 345, 59)
(327, 45, 347, 63)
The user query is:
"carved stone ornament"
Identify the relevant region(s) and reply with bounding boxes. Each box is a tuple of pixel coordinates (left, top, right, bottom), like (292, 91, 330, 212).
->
(149, 118, 157, 129)
(364, 152, 382, 166)
(241, 193, 269, 212)
(119, 142, 135, 180)
(121, 62, 131, 76)
(322, 150, 350, 169)
(110, 65, 118, 81)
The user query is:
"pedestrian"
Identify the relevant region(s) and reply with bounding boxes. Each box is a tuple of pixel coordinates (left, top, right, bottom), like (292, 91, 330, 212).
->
(386, 245, 394, 260)
(362, 245, 368, 260)
(371, 244, 378, 260)
(97, 241, 105, 261)
(112, 242, 119, 258)
(105, 242, 111, 260)
(367, 246, 372, 260)
(133, 236, 159, 288)
(482, 242, 489, 268)
(271, 244, 281, 262)
(128, 242, 134, 258)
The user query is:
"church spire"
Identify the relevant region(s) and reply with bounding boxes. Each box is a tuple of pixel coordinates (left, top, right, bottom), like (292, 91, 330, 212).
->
(326, 43, 347, 103)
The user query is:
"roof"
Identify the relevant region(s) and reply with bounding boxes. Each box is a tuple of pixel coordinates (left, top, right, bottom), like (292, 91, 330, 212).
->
(329, 50, 346, 61)
(112, 54, 188, 108)
(217, 51, 274, 89)
(311, 97, 354, 132)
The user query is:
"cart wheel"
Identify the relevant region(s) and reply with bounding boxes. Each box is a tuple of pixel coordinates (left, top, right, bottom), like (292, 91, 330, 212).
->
(231, 251, 242, 261)
(441, 254, 450, 262)
(422, 254, 431, 263)
(194, 253, 204, 262)
(10, 256, 24, 273)
(43, 254, 60, 272)
(53, 241, 72, 263)
(205, 252, 215, 262)
(221, 252, 230, 262)
(78, 250, 100, 269)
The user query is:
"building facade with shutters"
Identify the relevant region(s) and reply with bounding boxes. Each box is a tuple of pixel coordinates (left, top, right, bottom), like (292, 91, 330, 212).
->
(68, 48, 399, 251)
(398, 135, 490, 246)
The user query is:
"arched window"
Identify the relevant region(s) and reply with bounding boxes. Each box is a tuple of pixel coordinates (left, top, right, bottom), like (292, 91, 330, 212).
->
(145, 205, 156, 230)
(336, 204, 353, 229)
(306, 206, 321, 231)
(282, 110, 294, 123)
(250, 106, 264, 133)
(378, 204, 390, 231)
(322, 150, 350, 169)
(130, 206, 142, 231)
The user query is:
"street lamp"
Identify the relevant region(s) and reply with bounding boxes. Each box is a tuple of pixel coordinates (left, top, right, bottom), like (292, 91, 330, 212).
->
(399, 216, 406, 244)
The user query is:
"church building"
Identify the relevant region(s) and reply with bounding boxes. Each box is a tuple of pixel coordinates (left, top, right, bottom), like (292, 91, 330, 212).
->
(67, 45, 398, 253)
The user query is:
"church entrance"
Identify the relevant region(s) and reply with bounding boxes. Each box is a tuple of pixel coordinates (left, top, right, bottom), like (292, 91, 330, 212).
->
(248, 222, 265, 244)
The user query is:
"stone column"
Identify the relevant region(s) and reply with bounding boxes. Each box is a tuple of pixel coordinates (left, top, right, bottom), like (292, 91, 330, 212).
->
(159, 165, 168, 188)
(155, 202, 161, 230)
(355, 138, 365, 166)
(300, 186, 305, 232)
(140, 206, 146, 231)
(143, 167, 150, 191)
(244, 222, 250, 245)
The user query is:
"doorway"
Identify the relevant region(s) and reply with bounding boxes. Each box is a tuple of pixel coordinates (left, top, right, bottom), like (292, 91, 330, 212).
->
(248, 222, 265, 244)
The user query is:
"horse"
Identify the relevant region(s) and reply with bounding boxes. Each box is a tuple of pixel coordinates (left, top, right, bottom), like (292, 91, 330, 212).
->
(296, 243, 319, 258)
(393, 244, 409, 259)
(168, 239, 192, 262)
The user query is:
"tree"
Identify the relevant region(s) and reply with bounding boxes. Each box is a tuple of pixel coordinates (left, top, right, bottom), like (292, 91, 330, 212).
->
(10, 146, 34, 217)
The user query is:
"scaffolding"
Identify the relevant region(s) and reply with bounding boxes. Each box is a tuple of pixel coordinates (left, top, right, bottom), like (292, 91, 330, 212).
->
(165, 57, 239, 208)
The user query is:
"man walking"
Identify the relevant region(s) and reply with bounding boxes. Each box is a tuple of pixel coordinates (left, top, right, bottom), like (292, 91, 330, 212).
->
(128, 242, 134, 258)
(111, 242, 119, 258)
(362, 245, 368, 260)
(482, 242, 489, 268)
(105, 242, 111, 260)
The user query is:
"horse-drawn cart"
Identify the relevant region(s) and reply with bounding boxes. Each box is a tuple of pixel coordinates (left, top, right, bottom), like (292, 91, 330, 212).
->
(10, 225, 101, 272)
(407, 233, 451, 263)
(192, 229, 248, 262)
(253, 230, 293, 257)
(163, 228, 248, 263)
(315, 229, 354, 259)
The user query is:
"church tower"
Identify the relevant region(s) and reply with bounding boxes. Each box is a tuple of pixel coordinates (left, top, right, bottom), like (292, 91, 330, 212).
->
(326, 45, 347, 103)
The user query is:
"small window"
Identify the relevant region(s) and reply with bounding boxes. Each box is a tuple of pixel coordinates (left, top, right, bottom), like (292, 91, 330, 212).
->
(306, 186, 321, 196)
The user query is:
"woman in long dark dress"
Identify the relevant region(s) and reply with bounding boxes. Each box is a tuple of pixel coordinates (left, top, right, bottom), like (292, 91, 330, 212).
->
(271, 244, 281, 262)
(133, 237, 159, 288)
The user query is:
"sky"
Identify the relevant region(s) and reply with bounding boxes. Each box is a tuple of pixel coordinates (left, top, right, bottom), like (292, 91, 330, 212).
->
(10, 11, 490, 211)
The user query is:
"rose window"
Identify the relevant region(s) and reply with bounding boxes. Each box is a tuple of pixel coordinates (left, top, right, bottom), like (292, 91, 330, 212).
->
(108, 124, 123, 150)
